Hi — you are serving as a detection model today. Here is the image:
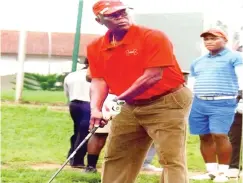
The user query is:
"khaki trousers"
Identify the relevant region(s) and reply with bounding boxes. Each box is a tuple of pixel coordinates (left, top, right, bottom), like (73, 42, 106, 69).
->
(101, 87, 193, 183)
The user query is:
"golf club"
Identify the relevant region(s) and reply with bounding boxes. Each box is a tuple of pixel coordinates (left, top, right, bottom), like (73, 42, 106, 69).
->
(47, 100, 124, 183)
(47, 126, 99, 183)
(234, 90, 243, 183)
(240, 90, 243, 183)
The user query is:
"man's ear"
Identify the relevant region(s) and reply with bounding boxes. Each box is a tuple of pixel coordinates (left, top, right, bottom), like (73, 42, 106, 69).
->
(95, 17, 103, 25)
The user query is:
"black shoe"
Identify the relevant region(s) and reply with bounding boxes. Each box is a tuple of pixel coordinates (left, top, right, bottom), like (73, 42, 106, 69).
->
(69, 157, 85, 169)
(71, 164, 85, 169)
(83, 166, 97, 173)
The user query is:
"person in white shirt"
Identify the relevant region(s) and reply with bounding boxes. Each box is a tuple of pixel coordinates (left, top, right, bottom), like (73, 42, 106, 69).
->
(64, 60, 118, 173)
(64, 60, 91, 168)
(83, 67, 118, 173)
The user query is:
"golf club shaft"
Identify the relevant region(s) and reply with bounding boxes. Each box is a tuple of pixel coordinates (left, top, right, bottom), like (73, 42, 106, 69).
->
(47, 101, 123, 183)
(241, 90, 243, 183)
(47, 126, 99, 183)
(237, 90, 243, 183)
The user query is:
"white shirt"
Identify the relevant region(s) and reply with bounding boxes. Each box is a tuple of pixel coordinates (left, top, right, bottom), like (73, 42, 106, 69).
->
(64, 69, 90, 102)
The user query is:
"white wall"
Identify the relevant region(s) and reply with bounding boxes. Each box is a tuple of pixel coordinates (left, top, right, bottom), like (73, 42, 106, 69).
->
(0, 55, 86, 76)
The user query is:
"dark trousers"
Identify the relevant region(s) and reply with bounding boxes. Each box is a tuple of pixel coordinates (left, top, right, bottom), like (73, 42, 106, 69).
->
(68, 100, 90, 166)
(229, 112, 243, 169)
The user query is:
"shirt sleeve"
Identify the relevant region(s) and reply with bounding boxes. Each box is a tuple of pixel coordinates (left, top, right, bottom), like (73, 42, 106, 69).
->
(190, 62, 197, 77)
(231, 52, 243, 67)
(63, 79, 69, 99)
(87, 45, 104, 78)
(143, 30, 175, 68)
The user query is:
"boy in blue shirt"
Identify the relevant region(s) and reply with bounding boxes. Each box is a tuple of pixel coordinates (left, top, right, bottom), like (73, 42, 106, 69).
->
(189, 29, 243, 182)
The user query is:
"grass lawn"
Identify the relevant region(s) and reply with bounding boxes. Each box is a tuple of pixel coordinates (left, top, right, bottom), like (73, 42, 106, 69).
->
(1, 168, 163, 183)
(2, 168, 223, 183)
(1, 105, 71, 165)
(2, 168, 238, 183)
(1, 90, 66, 105)
(1, 104, 213, 183)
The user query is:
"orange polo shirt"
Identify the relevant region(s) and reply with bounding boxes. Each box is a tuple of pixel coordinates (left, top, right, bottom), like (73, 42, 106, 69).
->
(87, 25, 184, 100)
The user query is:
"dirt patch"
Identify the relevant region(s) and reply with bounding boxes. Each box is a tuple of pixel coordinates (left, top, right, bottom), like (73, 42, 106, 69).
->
(1, 163, 203, 177)
(1, 100, 66, 107)
(1, 101, 68, 112)
(48, 106, 68, 112)
(29, 163, 76, 171)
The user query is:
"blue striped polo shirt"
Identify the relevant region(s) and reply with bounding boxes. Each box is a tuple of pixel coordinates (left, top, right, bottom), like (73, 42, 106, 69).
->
(190, 48, 243, 96)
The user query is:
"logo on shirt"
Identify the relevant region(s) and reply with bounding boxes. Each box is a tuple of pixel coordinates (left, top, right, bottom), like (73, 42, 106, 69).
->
(125, 49, 138, 56)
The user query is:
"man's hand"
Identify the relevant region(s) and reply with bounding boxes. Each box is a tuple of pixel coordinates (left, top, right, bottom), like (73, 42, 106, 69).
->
(89, 109, 108, 131)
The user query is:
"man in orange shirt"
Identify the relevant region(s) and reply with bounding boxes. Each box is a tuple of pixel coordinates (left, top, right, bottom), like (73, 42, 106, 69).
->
(87, 1, 192, 182)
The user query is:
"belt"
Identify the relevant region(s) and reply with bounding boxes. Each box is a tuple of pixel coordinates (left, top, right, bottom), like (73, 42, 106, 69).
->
(197, 96, 236, 100)
(71, 100, 88, 103)
(126, 84, 185, 106)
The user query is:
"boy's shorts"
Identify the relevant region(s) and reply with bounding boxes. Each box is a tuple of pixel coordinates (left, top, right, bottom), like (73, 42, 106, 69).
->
(189, 96, 237, 135)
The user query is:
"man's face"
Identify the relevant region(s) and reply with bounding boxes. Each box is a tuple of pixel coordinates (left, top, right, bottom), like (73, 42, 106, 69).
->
(97, 9, 131, 31)
(203, 34, 226, 51)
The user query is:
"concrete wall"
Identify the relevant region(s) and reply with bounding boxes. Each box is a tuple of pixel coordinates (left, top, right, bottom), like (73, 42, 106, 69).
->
(134, 12, 204, 72)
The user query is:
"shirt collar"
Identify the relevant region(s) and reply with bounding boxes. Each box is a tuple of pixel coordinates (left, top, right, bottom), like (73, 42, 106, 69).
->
(207, 48, 229, 57)
(101, 24, 137, 50)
